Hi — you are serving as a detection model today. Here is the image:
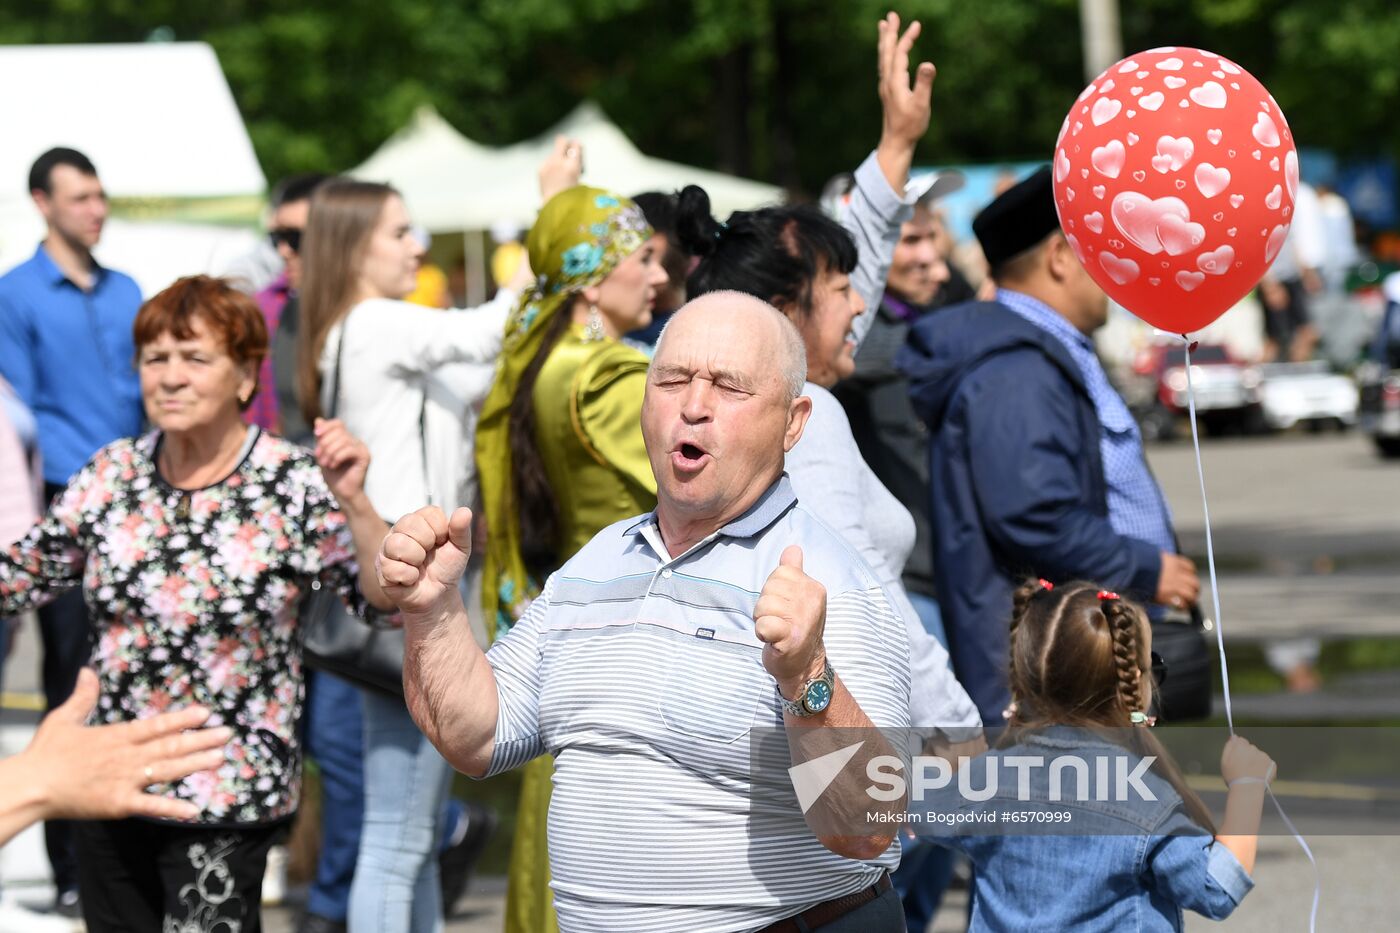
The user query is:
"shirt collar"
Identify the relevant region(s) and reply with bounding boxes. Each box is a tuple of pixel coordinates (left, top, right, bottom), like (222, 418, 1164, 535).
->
(881, 292, 921, 322)
(997, 288, 1093, 354)
(33, 241, 105, 289)
(623, 473, 798, 543)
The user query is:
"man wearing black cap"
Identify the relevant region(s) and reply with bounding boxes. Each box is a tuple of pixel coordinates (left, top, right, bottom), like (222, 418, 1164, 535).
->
(896, 166, 1200, 724)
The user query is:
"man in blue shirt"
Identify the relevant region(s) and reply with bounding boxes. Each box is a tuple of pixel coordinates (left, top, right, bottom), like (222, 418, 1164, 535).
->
(898, 167, 1201, 725)
(0, 147, 143, 916)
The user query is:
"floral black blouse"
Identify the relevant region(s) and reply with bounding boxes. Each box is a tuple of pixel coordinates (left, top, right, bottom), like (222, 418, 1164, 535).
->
(0, 428, 363, 825)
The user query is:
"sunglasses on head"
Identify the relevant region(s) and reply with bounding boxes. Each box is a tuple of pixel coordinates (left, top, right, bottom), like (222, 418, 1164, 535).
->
(1150, 650, 1168, 686)
(269, 227, 302, 253)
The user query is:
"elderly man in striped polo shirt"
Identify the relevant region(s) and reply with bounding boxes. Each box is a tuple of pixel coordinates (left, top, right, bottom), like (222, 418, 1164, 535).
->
(379, 291, 912, 932)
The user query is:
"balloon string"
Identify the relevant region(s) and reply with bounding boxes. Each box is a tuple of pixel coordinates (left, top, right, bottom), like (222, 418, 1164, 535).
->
(1179, 334, 1319, 933)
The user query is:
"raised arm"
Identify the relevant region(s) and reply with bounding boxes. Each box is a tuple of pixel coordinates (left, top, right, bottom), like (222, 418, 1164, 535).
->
(378, 506, 505, 777)
(755, 546, 908, 860)
(844, 12, 935, 335)
(312, 418, 394, 611)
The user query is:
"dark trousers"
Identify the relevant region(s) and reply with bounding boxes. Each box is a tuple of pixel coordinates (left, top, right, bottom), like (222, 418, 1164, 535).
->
(40, 481, 95, 893)
(75, 818, 282, 932)
(303, 669, 366, 921)
(891, 839, 957, 932)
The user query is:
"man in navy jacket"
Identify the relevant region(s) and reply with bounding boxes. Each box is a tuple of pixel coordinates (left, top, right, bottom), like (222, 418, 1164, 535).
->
(897, 168, 1200, 724)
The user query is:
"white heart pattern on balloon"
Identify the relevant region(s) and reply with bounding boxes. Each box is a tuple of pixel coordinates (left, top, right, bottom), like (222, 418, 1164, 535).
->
(1188, 82, 1228, 108)
(1111, 192, 1200, 256)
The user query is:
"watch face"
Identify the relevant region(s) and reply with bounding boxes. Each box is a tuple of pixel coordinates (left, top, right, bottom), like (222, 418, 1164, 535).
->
(803, 678, 833, 714)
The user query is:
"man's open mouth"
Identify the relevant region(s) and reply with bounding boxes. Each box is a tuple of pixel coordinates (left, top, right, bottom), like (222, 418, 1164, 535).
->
(672, 441, 711, 471)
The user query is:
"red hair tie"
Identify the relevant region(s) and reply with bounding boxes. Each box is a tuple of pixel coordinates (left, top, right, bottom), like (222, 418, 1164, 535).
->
(1038, 578, 1054, 591)
(1097, 590, 1120, 602)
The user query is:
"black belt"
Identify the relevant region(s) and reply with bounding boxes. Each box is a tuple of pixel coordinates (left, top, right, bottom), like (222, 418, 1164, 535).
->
(756, 872, 894, 933)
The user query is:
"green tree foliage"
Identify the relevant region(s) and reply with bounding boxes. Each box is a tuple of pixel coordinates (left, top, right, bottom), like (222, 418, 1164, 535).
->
(1, 0, 1395, 196)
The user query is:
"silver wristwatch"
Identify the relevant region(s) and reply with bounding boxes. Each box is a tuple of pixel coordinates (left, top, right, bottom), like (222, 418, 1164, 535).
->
(779, 659, 835, 718)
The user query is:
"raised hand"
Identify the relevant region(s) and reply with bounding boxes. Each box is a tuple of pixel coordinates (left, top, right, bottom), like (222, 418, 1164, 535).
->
(877, 12, 936, 153)
(313, 417, 370, 507)
(539, 134, 585, 202)
(753, 546, 828, 695)
(376, 506, 474, 619)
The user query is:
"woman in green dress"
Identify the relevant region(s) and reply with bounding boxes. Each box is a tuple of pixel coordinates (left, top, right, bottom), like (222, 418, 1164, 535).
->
(475, 186, 668, 933)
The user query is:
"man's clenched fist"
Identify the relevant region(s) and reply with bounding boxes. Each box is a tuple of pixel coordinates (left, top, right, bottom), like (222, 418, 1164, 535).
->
(753, 546, 828, 695)
(377, 506, 474, 619)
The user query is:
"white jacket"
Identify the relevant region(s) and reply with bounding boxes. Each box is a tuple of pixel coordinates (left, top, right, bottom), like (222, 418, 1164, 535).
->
(320, 294, 512, 520)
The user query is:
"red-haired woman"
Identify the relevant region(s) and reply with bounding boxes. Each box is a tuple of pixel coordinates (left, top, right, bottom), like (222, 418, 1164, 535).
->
(0, 275, 395, 932)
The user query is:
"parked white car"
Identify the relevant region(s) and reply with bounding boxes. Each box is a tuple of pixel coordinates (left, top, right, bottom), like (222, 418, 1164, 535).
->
(1257, 361, 1358, 431)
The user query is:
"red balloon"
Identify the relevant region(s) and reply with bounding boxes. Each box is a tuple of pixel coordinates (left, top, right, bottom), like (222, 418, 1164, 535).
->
(1052, 47, 1298, 334)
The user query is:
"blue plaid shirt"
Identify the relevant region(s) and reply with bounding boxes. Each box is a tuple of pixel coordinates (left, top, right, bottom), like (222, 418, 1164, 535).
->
(998, 289, 1176, 556)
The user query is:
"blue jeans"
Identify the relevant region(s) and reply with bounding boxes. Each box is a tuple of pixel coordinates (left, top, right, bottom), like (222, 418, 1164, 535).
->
(348, 690, 453, 933)
(907, 591, 947, 649)
(303, 670, 365, 922)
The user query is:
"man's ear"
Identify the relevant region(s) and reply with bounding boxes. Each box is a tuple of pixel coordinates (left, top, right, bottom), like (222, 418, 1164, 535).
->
(782, 394, 813, 453)
(1045, 233, 1078, 285)
(30, 190, 52, 221)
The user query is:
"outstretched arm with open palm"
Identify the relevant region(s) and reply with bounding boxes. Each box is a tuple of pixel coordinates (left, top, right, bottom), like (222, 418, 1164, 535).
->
(378, 505, 501, 776)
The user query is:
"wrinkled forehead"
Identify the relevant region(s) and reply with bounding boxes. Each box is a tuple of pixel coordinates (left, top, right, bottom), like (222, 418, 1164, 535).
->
(652, 308, 781, 388)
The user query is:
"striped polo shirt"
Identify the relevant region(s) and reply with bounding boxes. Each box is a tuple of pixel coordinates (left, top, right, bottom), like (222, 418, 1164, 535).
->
(484, 474, 912, 932)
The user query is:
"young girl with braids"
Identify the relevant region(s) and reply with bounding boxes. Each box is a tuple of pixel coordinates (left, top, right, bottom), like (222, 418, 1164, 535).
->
(926, 579, 1275, 931)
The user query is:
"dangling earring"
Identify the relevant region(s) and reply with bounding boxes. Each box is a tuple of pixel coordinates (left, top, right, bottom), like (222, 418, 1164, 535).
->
(583, 303, 606, 342)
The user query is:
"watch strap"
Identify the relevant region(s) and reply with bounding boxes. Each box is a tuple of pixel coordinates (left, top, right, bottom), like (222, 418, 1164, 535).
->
(779, 659, 835, 718)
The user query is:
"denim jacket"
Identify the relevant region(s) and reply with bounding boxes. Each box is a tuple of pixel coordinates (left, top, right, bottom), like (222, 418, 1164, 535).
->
(917, 729, 1253, 931)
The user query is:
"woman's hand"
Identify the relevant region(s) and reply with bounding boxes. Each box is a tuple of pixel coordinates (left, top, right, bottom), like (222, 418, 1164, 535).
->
(17, 669, 230, 826)
(539, 135, 584, 202)
(875, 11, 937, 191)
(313, 417, 371, 508)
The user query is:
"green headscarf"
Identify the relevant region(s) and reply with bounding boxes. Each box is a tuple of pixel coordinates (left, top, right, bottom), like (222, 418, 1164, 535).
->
(477, 186, 651, 640)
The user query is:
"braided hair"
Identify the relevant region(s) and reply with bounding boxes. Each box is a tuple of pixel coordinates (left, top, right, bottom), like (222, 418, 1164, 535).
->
(1004, 578, 1214, 830)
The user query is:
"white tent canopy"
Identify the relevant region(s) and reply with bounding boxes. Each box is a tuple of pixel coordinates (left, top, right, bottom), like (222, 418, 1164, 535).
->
(350, 105, 504, 233)
(0, 42, 267, 290)
(352, 102, 783, 233)
(0, 42, 265, 201)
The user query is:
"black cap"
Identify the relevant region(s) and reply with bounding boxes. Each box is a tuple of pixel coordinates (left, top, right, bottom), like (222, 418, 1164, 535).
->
(972, 166, 1060, 270)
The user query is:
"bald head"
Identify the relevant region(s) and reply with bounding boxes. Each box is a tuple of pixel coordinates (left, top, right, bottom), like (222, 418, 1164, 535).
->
(653, 291, 807, 401)
(642, 289, 813, 552)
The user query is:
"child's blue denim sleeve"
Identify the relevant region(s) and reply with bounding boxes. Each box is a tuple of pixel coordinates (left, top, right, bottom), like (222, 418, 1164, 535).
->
(1145, 809, 1255, 919)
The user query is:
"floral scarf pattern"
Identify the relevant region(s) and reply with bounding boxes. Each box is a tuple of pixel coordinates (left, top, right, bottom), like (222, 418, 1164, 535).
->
(476, 188, 650, 640)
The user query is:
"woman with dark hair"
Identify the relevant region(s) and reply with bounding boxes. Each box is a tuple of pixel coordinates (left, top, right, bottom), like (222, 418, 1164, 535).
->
(297, 178, 519, 933)
(0, 275, 392, 932)
(475, 185, 665, 932)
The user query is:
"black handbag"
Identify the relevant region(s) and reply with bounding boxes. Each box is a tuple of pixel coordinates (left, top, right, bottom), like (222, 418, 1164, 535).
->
(1149, 607, 1213, 722)
(299, 323, 417, 697)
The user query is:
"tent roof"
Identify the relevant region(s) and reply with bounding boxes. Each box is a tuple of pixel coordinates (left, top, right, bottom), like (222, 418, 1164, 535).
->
(0, 42, 266, 202)
(352, 102, 783, 233)
(352, 105, 503, 232)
